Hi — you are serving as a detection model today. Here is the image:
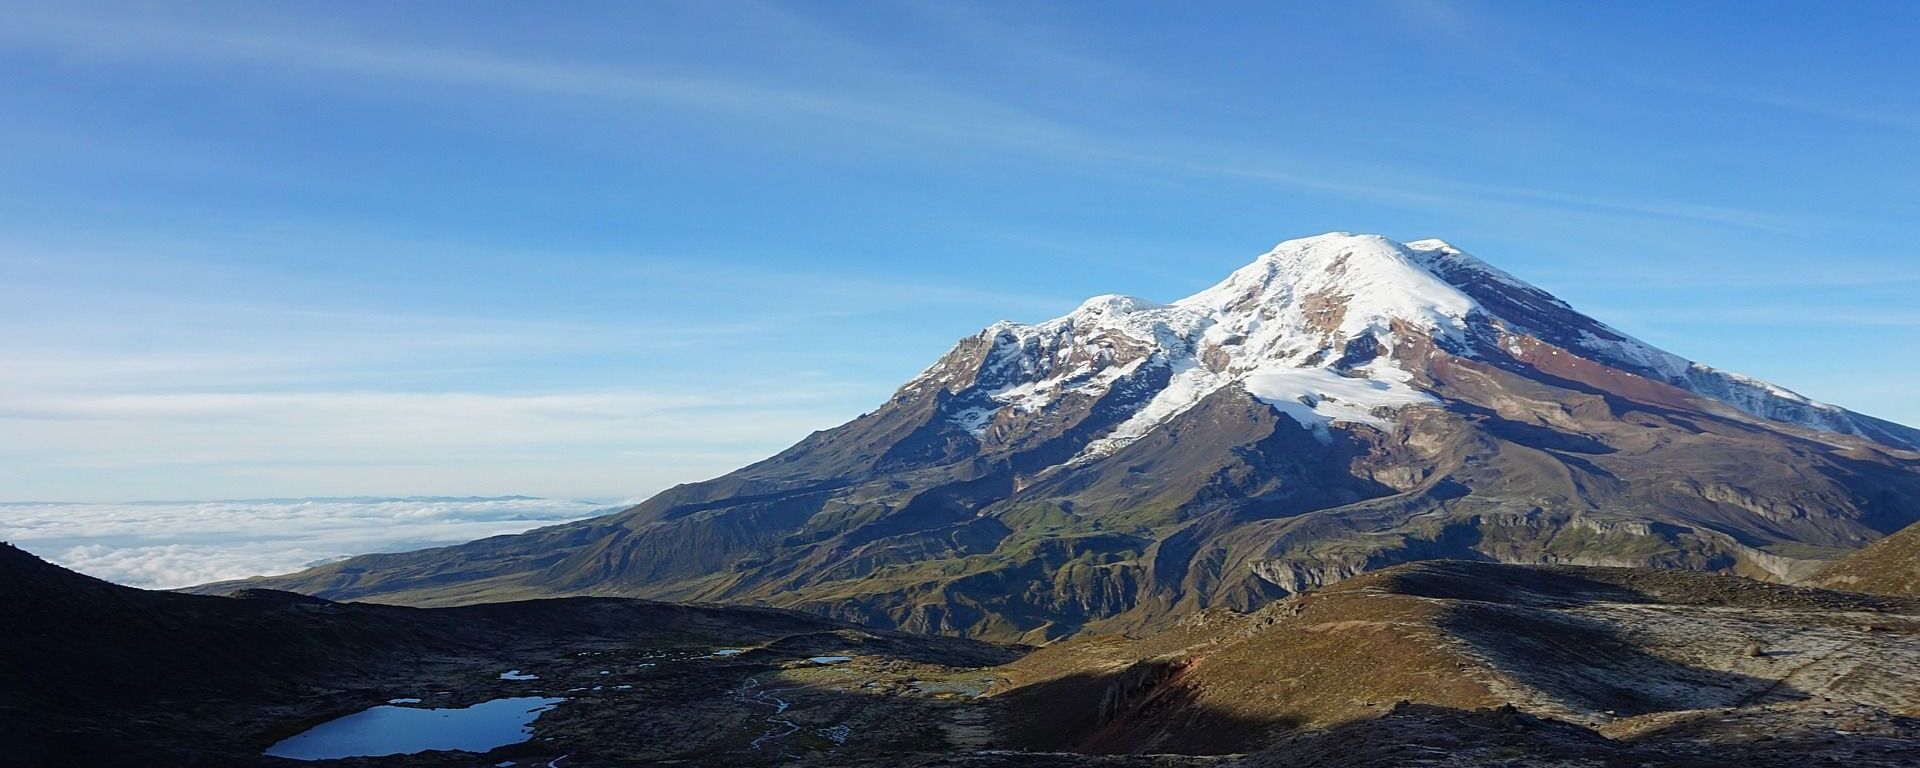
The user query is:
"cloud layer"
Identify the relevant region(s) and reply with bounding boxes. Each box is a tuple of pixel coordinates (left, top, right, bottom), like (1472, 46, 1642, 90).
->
(0, 497, 614, 589)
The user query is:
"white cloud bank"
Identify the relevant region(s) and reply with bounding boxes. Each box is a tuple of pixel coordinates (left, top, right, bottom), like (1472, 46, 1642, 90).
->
(0, 496, 616, 589)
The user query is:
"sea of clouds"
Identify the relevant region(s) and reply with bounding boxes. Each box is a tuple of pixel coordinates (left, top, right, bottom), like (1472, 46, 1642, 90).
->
(0, 496, 618, 589)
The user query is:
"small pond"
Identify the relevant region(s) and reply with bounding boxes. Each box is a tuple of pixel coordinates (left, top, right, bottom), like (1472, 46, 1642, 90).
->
(264, 696, 565, 760)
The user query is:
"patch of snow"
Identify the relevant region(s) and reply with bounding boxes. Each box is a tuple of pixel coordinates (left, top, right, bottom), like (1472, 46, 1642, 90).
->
(386, 698, 422, 705)
(1680, 363, 1881, 439)
(818, 723, 853, 745)
(1077, 358, 1214, 456)
(1403, 238, 1537, 294)
(498, 670, 538, 681)
(712, 649, 744, 657)
(948, 406, 997, 437)
(1572, 329, 1690, 380)
(1242, 363, 1437, 441)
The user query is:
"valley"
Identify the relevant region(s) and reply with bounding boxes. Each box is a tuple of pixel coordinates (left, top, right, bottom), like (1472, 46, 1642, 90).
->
(9, 539, 1920, 767)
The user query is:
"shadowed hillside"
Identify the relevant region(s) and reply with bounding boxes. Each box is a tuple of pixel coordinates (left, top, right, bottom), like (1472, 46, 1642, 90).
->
(0, 542, 1015, 767)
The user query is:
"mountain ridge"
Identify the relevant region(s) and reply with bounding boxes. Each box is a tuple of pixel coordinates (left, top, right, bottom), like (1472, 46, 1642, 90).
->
(197, 233, 1920, 642)
(924, 232, 1915, 455)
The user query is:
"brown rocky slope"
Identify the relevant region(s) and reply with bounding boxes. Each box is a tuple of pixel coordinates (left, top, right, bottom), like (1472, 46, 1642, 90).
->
(988, 559, 1920, 766)
(1811, 519, 1920, 596)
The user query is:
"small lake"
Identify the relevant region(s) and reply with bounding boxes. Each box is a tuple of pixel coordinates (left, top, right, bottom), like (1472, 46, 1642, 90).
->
(264, 696, 565, 760)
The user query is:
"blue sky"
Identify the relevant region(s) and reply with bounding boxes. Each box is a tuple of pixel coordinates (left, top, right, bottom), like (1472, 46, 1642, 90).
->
(3, 1, 1917, 502)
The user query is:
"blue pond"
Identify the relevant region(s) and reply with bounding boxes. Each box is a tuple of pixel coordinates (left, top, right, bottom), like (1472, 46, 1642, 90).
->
(265, 696, 565, 760)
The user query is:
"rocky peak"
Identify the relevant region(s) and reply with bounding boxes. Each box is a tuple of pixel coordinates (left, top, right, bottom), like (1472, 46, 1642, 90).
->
(909, 233, 1920, 454)
(209, 234, 1920, 645)
(1179, 232, 1482, 356)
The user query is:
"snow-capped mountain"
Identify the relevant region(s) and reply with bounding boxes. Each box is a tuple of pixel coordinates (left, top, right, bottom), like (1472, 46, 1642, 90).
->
(913, 233, 1918, 458)
(205, 234, 1920, 642)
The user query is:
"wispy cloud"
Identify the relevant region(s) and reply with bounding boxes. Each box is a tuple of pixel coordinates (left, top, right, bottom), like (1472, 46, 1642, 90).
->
(0, 217, 1042, 501)
(1525, 267, 1920, 291)
(0, 2, 1806, 235)
(1192, 157, 1813, 235)
(1588, 304, 1920, 329)
(1650, 79, 1920, 134)
(0, 387, 864, 500)
(621, 259, 1077, 319)
(0, 3, 1083, 155)
(0, 384, 865, 463)
(0, 225, 1073, 400)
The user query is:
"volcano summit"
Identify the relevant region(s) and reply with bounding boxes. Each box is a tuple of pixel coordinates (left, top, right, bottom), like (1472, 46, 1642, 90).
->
(206, 234, 1920, 642)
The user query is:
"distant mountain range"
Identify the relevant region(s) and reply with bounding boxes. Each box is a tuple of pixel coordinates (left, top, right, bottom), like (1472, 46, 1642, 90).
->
(202, 233, 1920, 642)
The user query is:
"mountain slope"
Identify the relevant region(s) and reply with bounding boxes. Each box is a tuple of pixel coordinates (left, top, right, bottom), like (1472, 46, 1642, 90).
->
(991, 560, 1920, 765)
(1811, 519, 1920, 596)
(200, 233, 1920, 641)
